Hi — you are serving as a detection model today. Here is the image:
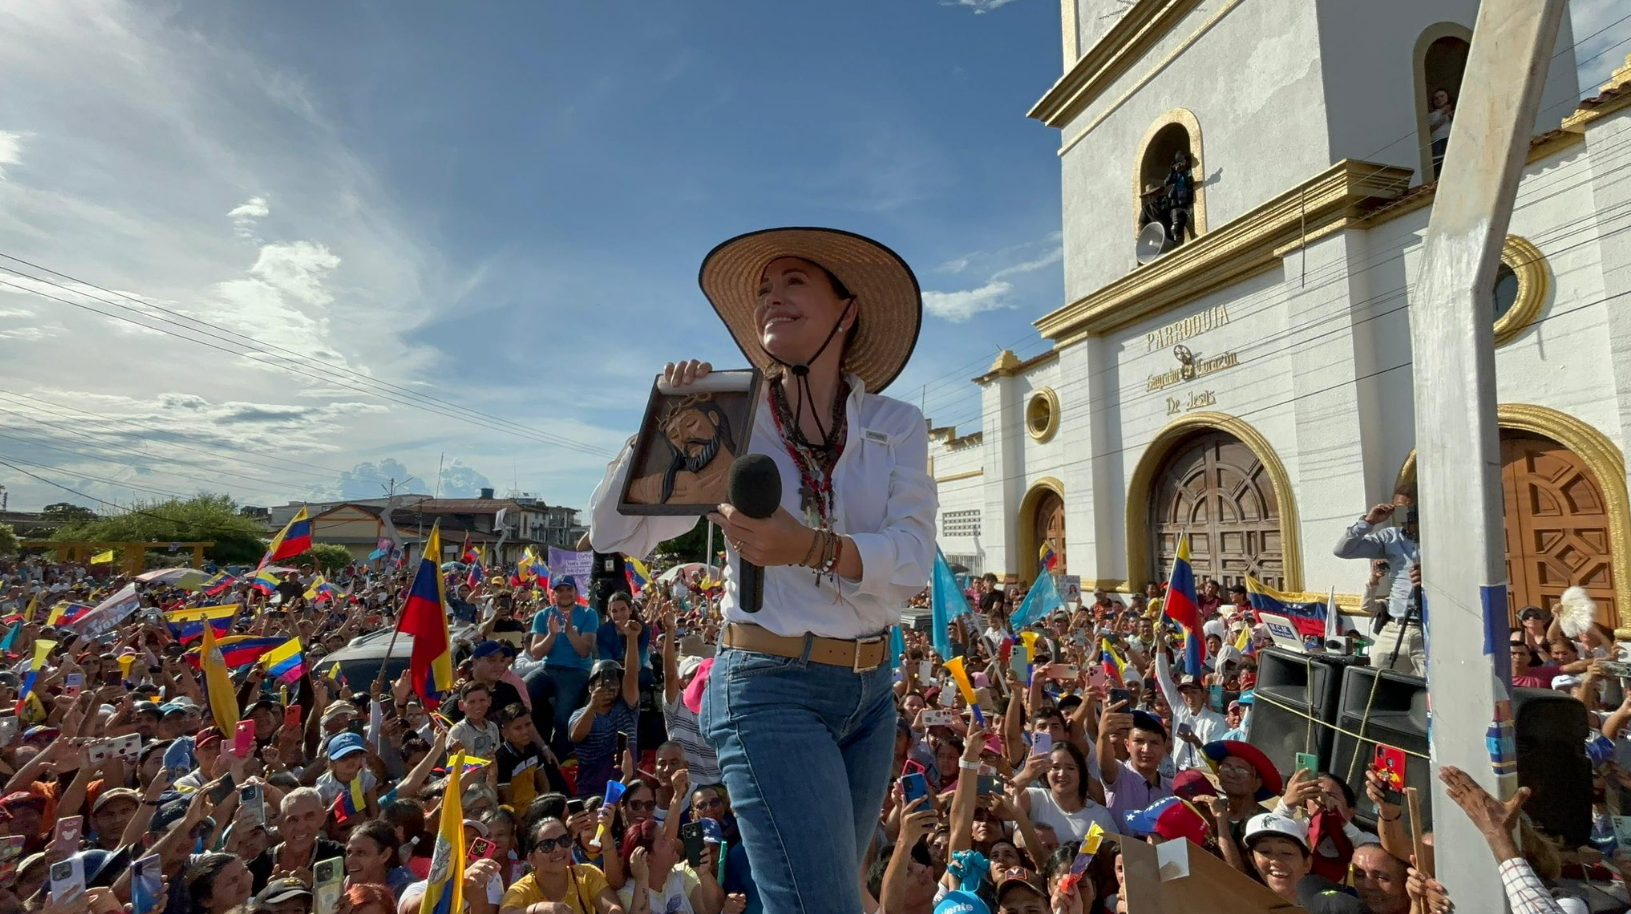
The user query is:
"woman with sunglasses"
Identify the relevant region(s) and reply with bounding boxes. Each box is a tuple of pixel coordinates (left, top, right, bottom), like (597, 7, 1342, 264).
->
(499, 818, 625, 914)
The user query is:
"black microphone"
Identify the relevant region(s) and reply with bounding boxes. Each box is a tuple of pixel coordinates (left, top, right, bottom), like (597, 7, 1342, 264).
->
(727, 454, 782, 614)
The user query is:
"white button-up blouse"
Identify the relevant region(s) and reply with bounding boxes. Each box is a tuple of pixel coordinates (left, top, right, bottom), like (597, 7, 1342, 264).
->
(588, 374, 938, 640)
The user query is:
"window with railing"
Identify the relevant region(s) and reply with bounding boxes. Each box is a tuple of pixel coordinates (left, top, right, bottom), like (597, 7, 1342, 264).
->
(942, 510, 981, 538)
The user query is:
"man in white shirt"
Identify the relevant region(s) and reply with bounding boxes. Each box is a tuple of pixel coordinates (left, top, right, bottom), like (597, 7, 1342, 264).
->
(1155, 643, 1226, 769)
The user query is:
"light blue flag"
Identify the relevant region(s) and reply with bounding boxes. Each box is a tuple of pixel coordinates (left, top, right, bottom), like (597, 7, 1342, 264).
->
(931, 547, 972, 660)
(1011, 571, 1064, 629)
(0, 621, 19, 652)
(889, 624, 906, 670)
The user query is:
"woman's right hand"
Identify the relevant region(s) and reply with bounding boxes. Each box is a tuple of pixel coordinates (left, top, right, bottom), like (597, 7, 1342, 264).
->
(662, 360, 712, 389)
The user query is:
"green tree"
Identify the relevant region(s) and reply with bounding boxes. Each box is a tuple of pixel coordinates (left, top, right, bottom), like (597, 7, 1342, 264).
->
(656, 519, 710, 564)
(285, 543, 352, 573)
(41, 503, 98, 524)
(51, 494, 268, 564)
(0, 523, 17, 558)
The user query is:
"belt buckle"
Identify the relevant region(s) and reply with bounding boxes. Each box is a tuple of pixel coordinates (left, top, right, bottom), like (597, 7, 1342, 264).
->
(853, 635, 884, 673)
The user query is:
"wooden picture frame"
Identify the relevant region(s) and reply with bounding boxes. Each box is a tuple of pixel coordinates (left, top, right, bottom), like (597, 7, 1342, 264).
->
(618, 369, 763, 516)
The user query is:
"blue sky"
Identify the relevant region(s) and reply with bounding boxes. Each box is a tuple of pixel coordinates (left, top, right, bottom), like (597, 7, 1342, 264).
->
(0, 0, 1624, 514)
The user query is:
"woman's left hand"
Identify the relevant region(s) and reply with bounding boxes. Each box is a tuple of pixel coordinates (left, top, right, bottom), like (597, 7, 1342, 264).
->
(709, 504, 818, 568)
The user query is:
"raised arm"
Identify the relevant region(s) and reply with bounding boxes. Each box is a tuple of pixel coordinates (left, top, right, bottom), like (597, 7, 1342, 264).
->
(621, 623, 641, 709)
(1332, 505, 1399, 560)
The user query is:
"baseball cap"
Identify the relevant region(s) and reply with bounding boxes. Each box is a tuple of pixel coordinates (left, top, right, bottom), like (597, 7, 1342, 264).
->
(1296, 873, 1368, 914)
(194, 728, 222, 751)
(677, 655, 705, 680)
(1172, 769, 1219, 802)
(1124, 796, 1210, 845)
(697, 818, 723, 844)
(934, 891, 991, 914)
(91, 788, 140, 814)
(551, 579, 576, 591)
(1176, 674, 1202, 691)
(471, 641, 514, 660)
(1130, 710, 1168, 740)
(1244, 812, 1310, 853)
(1552, 674, 1583, 691)
(255, 877, 313, 906)
(589, 659, 623, 682)
(995, 876, 1048, 904)
(321, 701, 358, 723)
(327, 731, 366, 760)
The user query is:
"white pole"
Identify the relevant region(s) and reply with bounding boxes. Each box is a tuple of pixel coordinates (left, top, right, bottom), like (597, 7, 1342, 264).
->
(705, 520, 715, 574)
(1410, 1, 1565, 909)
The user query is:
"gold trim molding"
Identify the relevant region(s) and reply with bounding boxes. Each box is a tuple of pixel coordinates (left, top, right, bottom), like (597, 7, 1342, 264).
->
(1039, 159, 1413, 345)
(1029, 0, 1205, 128)
(1018, 477, 1066, 585)
(1132, 108, 1208, 237)
(1027, 388, 1062, 443)
(1395, 405, 1630, 625)
(934, 469, 985, 484)
(1124, 411, 1304, 593)
(1562, 52, 1631, 134)
(1493, 235, 1550, 346)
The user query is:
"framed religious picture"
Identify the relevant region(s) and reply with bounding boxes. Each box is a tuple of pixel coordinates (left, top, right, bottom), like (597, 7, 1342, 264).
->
(618, 368, 763, 516)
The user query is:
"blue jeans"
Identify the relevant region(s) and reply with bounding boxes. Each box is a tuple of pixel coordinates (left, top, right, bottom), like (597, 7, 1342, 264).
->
(543, 665, 591, 759)
(700, 642, 896, 914)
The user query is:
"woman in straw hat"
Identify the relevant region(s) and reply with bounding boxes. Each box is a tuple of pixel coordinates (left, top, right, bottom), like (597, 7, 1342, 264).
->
(589, 227, 937, 911)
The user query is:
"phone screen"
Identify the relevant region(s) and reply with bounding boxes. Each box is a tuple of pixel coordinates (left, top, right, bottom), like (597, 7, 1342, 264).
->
(977, 774, 1002, 796)
(1372, 744, 1407, 799)
(1108, 688, 1133, 708)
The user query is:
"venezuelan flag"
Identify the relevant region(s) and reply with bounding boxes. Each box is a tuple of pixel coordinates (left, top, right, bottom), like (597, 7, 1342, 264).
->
(625, 556, 651, 595)
(14, 640, 54, 715)
(1244, 575, 1329, 640)
(200, 624, 239, 735)
(260, 507, 313, 567)
(1039, 541, 1058, 571)
(185, 635, 287, 669)
(1100, 638, 1128, 686)
(165, 604, 238, 643)
(202, 572, 238, 597)
(44, 602, 93, 627)
(247, 570, 281, 596)
(398, 524, 455, 710)
(261, 637, 305, 684)
(460, 533, 479, 565)
(1162, 533, 1205, 675)
(420, 751, 466, 914)
(333, 776, 367, 824)
(304, 576, 341, 603)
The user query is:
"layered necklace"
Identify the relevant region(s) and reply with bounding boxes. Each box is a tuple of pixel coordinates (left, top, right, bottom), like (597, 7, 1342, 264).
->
(767, 372, 848, 535)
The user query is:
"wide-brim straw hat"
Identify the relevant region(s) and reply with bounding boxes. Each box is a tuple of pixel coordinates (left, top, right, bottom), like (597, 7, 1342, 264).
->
(698, 227, 922, 394)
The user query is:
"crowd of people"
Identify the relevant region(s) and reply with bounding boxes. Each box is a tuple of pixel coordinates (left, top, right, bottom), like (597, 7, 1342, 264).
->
(0, 539, 1618, 914)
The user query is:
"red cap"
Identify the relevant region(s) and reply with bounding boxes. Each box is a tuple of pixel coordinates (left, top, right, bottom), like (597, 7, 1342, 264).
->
(195, 728, 222, 749)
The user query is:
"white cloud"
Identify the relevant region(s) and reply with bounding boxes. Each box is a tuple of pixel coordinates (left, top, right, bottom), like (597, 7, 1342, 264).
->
(227, 195, 269, 239)
(0, 131, 24, 181)
(938, 256, 970, 274)
(923, 280, 1015, 322)
(991, 245, 1062, 281)
(941, 0, 1022, 13)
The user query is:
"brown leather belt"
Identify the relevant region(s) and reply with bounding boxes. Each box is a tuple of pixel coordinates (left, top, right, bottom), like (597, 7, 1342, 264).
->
(721, 623, 887, 673)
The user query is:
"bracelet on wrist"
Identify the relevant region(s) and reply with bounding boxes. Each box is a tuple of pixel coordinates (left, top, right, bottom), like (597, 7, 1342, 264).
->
(958, 759, 982, 771)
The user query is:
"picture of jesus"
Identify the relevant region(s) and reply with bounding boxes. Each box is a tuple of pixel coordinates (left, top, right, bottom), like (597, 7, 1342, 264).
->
(626, 393, 738, 507)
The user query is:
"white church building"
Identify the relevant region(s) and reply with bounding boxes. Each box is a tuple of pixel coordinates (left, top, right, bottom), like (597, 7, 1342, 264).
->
(927, 0, 1631, 626)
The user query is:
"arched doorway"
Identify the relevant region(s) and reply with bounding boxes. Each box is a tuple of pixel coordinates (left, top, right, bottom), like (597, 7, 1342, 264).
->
(1413, 23, 1472, 181)
(1018, 479, 1066, 584)
(1396, 405, 1629, 626)
(1150, 430, 1285, 590)
(1503, 432, 1616, 621)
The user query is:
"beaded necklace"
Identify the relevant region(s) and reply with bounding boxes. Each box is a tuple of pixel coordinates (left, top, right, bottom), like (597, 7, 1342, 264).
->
(767, 373, 848, 535)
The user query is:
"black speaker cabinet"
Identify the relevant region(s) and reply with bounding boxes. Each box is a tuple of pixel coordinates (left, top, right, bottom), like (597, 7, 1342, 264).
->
(1246, 649, 1360, 773)
(1330, 665, 1431, 831)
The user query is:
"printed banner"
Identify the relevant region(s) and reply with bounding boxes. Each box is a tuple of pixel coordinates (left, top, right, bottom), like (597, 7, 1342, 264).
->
(547, 548, 593, 591)
(66, 584, 142, 638)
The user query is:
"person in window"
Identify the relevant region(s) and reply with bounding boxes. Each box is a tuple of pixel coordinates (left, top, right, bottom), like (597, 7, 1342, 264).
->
(589, 227, 936, 914)
(1165, 150, 1196, 244)
(1428, 88, 1455, 178)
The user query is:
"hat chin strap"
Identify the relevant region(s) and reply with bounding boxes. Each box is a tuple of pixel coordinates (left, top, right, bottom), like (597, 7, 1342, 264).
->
(762, 304, 851, 450)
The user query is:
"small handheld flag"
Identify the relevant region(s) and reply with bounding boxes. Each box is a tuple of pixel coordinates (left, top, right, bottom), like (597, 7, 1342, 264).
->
(398, 524, 456, 709)
(200, 624, 240, 735)
(89, 550, 116, 565)
(420, 751, 466, 914)
(1162, 534, 1205, 675)
(14, 639, 54, 714)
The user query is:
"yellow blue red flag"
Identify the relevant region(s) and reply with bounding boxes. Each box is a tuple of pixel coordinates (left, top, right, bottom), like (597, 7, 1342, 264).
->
(398, 524, 455, 709)
(419, 751, 465, 914)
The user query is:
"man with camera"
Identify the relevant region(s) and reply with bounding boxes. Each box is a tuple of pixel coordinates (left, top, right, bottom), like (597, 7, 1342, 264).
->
(1333, 484, 1425, 676)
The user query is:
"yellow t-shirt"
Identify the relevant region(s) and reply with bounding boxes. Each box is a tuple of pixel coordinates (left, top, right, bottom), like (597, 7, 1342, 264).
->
(500, 866, 610, 914)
